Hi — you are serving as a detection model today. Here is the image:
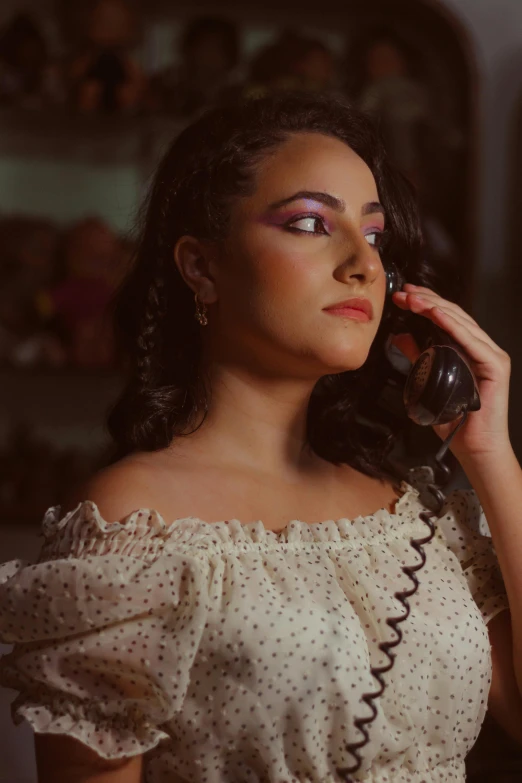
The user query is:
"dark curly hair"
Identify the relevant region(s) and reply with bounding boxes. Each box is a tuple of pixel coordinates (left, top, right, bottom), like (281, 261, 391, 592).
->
(106, 90, 459, 480)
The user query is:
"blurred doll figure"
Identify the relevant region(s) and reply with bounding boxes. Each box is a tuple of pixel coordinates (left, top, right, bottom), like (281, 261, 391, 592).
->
(245, 31, 338, 99)
(0, 13, 64, 108)
(357, 31, 430, 185)
(36, 217, 123, 368)
(245, 31, 303, 98)
(0, 422, 98, 523)
(154, 16, 241, 117)
(0, 216, 65, 368)
(292, 36, 339, 94)
(69, 0, 144, 113)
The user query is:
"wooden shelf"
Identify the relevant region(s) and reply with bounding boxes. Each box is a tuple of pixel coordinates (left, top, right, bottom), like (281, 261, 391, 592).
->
(0, 108, 183, 165)
(148, 0, 355, 25)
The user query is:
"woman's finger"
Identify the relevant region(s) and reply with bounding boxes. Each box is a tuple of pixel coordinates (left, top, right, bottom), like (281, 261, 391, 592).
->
(393, 292, 504, 355)
(400, 285, 479, 328)
(417, 306, 502, 370)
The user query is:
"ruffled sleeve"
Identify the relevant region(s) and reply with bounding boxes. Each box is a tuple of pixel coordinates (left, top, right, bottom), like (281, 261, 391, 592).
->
(0, 501, 209, 760)
(436, 488, 509, 624)
(407, 466, 509, 625)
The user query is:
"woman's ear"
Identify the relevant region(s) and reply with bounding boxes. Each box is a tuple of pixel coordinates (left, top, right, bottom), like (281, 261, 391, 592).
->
(173, 235, 218, 303)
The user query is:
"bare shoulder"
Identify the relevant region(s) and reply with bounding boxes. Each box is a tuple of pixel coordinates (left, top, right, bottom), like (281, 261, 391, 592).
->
(61, 451, 180, 523)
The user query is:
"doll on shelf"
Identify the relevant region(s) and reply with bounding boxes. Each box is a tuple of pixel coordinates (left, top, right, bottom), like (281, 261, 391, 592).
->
(36, 217, 124, 369)
(356, 30, 431, 185)
(291, 37, 339, 95)
(68, 0, 144, 114)
(244, 31, 305, 99)
(152, 16, 242, 117)
(0, 423, 99, 524)
(0, 13, 65, 109)
(244, 32, 339, 99)
(0, 215, 65, 369)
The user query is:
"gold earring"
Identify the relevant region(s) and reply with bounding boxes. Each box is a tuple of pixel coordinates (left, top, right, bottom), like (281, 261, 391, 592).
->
(194, 293, 208, 326)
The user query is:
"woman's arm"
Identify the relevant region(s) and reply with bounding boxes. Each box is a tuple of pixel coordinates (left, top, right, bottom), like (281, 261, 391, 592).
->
(461, 447, 522, 706)
(487, 609, 522, 745)
(392, 285, 522, 732)
(35, 734, 142, 783)
(32, 465, 171, 782)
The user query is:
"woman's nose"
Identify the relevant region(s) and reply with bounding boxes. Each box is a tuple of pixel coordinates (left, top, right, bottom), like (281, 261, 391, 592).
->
(334, 237, 382, 285)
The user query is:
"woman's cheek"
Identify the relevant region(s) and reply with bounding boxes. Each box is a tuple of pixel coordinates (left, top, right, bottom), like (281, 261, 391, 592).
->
(264, 258, 324, 311)
(225, 226, 330, 307)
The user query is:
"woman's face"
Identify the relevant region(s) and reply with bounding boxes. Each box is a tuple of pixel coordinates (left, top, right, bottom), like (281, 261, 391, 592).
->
(210, 131, 388, 378)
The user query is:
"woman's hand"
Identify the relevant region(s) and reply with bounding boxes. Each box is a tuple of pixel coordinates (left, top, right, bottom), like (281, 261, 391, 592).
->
(389, 283, 512, 462)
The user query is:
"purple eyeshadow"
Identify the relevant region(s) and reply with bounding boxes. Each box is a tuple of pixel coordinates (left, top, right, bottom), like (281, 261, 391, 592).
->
(261, 200, 333, 232)
(260, 198, 385, 236)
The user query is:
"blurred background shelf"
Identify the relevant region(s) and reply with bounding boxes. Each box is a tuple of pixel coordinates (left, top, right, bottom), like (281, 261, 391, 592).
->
(0, 367, 123, 430)
(0, 368, 123, 530)
(0, 108, 183, 165)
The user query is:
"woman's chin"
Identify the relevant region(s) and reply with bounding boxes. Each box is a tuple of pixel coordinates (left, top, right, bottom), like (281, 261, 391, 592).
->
(318, 349, 369, 375)
(309, 330, 373, 372)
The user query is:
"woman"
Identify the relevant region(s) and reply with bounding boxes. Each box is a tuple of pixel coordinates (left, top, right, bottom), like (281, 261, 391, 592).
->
(1, 92, 521, 783)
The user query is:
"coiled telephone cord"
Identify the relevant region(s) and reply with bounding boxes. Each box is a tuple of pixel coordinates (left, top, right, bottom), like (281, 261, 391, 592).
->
(335, 411, 467, 782)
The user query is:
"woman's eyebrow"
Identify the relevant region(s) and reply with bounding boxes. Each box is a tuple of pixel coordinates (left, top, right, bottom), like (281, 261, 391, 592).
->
(362, 201, 386, 218)
(266, 192, 386, 220)
(267, 191, 345, 212)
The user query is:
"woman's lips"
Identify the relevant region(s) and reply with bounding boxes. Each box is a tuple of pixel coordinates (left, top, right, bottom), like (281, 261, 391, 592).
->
(324, 307, 370, 322)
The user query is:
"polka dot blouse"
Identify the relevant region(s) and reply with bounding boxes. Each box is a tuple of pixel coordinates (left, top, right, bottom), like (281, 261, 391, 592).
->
(0, 466, 509, 783)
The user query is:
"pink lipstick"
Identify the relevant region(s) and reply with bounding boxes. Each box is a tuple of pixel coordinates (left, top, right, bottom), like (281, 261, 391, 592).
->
(323, 297, 373, 322)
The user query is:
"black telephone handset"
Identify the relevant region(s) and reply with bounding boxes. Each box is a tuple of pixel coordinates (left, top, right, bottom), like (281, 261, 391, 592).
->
(336, 265, 482, 782)
(385, 263, 481, 455)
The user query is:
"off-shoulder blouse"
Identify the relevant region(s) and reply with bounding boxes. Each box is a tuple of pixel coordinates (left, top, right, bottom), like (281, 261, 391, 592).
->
(0, 466, 509, 783)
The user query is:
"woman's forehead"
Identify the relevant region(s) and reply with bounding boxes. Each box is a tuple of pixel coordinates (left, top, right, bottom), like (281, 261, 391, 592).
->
(249, 133, 378, 207)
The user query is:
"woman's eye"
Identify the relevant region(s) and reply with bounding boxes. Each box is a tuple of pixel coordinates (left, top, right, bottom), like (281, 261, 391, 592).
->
(287, 216, 328, 235)
(365, 231, 385, 249)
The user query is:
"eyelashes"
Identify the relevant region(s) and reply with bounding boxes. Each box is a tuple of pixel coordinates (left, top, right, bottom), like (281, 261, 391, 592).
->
(284, 214, 330, 235)
(283, 213, 390, 251)
(367, 228, 390, 251)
